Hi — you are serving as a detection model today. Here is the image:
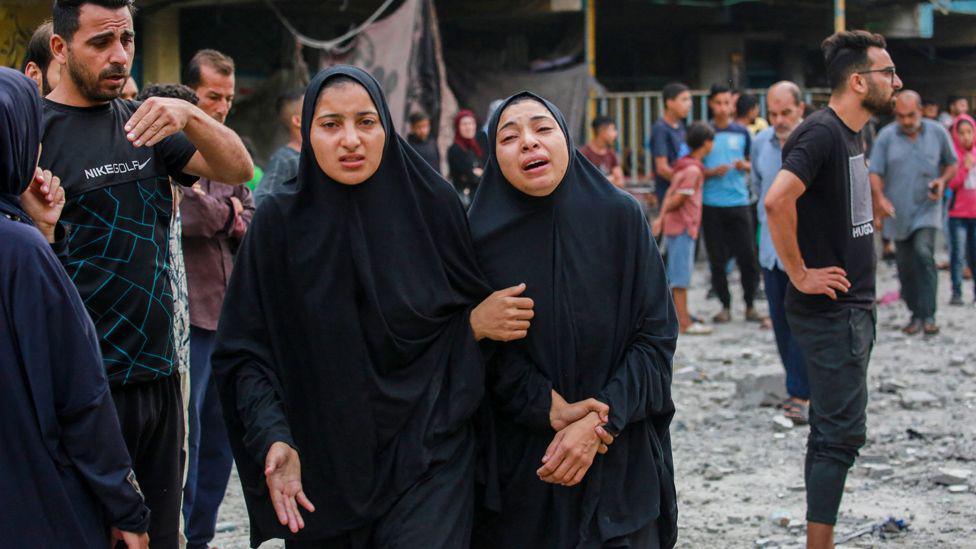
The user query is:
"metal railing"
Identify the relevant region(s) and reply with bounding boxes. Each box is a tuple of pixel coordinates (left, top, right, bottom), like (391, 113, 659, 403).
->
(592, 87, 832, 184)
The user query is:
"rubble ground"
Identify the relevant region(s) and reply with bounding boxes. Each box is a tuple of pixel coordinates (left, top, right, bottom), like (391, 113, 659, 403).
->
(213, 259, 976, 548)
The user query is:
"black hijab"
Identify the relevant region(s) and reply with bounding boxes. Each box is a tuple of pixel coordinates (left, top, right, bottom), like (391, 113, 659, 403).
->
(213, 65, 493, 543)
(468, 92, 678, 547)
(0, 67, 42, 223)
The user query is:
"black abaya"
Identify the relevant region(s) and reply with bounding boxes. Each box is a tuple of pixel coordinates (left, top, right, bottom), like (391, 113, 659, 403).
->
(212, 66, 493, 546)
(0, 67, 149, 545)
(468, 92, 679, 548)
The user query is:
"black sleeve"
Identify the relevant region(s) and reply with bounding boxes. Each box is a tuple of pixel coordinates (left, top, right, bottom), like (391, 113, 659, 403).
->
(448, 145, 475, 188)
(596, 201, 678, 434)
(155, 131, 198, 187)
(486, 344, 554, 432)
(781, 123, 832, 189)
(49, 222, 69, 262)
(12, 233, 150, 532)
(212, 202, 296, 464)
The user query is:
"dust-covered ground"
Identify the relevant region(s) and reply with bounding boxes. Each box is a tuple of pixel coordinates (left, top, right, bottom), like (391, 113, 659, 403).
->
(212, 259, 976, 549)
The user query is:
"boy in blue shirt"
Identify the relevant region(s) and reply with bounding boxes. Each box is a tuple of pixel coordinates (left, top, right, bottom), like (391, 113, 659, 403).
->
(702, 84, 762, 323)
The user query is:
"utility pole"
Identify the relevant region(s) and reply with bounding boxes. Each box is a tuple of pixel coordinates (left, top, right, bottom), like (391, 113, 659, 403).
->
(585, 0, 596, 140)
(834, 0, 846, 32)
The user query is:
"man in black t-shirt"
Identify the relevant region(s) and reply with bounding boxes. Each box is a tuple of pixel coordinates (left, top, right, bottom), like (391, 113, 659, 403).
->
(42, 1, 253, 547)
(765, 30, 901, 549)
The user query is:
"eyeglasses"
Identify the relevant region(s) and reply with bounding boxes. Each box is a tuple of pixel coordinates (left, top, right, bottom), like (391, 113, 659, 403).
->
(857, 67, 898, 85)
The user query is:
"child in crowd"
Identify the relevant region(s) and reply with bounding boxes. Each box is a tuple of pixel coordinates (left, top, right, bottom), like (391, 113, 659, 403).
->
(654, 121, 715, 334)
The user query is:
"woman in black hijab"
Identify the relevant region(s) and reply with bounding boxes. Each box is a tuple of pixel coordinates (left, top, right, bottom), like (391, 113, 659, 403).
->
(0, 68, 150, 547)
(468, 92, 679, 548)
(212, 66, 532, 548)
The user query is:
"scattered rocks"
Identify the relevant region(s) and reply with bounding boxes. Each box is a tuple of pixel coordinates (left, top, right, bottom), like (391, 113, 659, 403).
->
(947, 484, 970, 494)
(735, 371, 788, 408)
(932, 468, 972, 486)
(879, 379, 907, 394)
(949, 355, 967, 367)
(769, 509, 791, 527)
(865, 464, 895, 479)
(771, 415, 794, 431)
(899, 390, 940, 409)
(674, 365, 705, 382)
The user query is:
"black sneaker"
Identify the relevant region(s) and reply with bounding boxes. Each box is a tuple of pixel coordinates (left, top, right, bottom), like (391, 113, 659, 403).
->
(950, 294, 964, 306)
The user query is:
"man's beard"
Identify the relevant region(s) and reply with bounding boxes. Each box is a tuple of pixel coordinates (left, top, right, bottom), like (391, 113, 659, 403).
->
(775, 125, 795, 141)
(901, 121, 921, 135)
(66, 51, 127, 103)
(862, 79, 895, 116)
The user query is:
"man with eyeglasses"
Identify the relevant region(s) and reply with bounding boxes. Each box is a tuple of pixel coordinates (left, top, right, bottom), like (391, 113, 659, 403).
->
(870, 90, 957, 333)
(765, 30, 901, 549)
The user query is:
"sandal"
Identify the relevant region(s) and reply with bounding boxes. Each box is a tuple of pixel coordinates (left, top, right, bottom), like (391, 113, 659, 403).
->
(682, 322, 713, 335)
(781, 397, 809, 426)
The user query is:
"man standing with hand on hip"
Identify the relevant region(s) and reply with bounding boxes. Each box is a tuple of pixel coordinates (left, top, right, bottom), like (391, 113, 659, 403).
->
(765, 30, 901, 549)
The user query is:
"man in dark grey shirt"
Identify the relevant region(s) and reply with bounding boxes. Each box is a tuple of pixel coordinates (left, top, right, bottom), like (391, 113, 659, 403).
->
(255, 88, 303, 206)
(869, 90, 957, 335)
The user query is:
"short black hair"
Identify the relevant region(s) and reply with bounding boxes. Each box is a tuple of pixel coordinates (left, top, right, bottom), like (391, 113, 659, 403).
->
(591, 115, 614, 132)
(662, 82, 689, 102)
(821, 30, 887, 91)
(136, 83, 199, 105)
(22, 20, 53, 72)
(53, 0, 134, 42)
(408, 111, 430, 125)
(184, 49, 235, 89)
(275, 87, 305, 115)
(686, 121, 714, 150)
(735, 94, 758, 118)
(708, 84, 730, 101)
(922, 99, 938, 108)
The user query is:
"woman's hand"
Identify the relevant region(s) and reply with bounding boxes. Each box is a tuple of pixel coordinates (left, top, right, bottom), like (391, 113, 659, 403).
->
(109, 528, 149, 549)
(19, 167, 64, 243)
(549, 390, 609, 431)
(537, 411, 606, 486)
(470, 283, 534, 341)
(265, 442, 315, 533)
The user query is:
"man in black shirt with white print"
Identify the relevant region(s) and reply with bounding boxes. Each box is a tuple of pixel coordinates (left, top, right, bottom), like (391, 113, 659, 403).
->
(41, 1, 253, 547)
(765, 30, 901, 549)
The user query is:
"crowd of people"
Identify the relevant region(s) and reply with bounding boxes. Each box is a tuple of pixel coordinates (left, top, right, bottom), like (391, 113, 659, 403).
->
(1, 0, 973, 548)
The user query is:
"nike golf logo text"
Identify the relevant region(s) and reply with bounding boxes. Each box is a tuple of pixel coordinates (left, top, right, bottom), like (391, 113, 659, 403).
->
(84, 158, 152, 180)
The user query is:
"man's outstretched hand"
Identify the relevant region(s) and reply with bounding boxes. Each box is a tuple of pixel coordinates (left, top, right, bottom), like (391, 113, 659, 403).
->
(265, 441, 315, 533)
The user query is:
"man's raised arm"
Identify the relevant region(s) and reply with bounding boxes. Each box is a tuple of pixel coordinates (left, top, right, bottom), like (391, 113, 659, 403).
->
(125, 97, 253, 184)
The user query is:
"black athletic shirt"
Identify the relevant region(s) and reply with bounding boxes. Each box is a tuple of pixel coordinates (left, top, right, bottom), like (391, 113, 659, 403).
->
(781, 106, 875, 313)
(39, 98, 197, 386)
